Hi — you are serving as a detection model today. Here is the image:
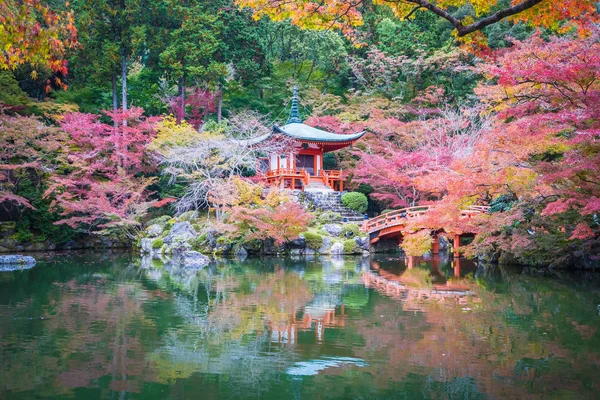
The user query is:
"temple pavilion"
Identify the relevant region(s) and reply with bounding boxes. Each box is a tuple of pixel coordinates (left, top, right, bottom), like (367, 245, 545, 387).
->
(257, 87, 366, 192)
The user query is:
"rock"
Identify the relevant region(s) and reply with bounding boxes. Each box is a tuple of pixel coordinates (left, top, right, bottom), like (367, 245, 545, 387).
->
(140, 238, 154, 254)
(289, 248, 304, 255)
(355, 236, 370, 251)
(163, 222, 197, 244)
(288, 237, 306, 249)
(177, 251, 210, 269)
(171, 241, 192, 255)
(305, 248, 316, 255)
(318, 236, 332, 254)
(234, 244, 248, 260)
(330, 242, 344, 255)
(147, 224, 163, 238)
(264, 238, 283, 255)
(0, 255, 36, 271)
(215, 242, 233, 255)
(323, 224, 342, 237)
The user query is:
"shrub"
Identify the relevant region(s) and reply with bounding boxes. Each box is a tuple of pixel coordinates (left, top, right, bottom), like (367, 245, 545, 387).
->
(152, 238, 164, 249)
(342, 192, 368, 214)
(190, 233, 209, 251)
(341, 224, 360, 238)
(343, 239, 359, 254)
(303, 232, 323, 250)
(400, 230, 433, 256)
(317, 211, 342, 225)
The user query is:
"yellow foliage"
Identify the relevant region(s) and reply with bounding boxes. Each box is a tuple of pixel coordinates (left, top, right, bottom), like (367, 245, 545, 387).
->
(148, 115, 201, 155)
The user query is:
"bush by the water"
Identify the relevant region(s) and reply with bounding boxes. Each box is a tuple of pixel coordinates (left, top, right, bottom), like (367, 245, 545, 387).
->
(342, 192, 368, 214)
(400, 230, 433, 256)
(343, 239, 359, 253)
(152, 238, 164, 249)
(303, 232, 324, 250)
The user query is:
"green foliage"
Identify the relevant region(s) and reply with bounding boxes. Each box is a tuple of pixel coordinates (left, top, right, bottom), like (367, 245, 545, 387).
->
(190, 234, 209, 251)
(317, 211, 343, 225)
(152, 238, 164, 249)
(12, 174, 75, 245)
(343, 239, 359, 254)
(490, 194, 517, 213)
(0, 71, 29, 107)
(303, 231, 323, 250)
(341, 224, 360, 238)
(342, 192, 368, 214)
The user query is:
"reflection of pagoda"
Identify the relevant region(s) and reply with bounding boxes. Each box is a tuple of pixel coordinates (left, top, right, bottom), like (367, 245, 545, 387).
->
(269, 304, 347, 345)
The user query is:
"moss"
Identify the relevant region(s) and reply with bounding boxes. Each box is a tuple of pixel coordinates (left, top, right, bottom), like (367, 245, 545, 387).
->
(343, 239, 359, 254)
(341, 224, 360, 238)
(341, 192, 368, 214)
(303, 232, 324, 250)
(190, 233, 209, 251)
(145, 215, 171, 229)
(317, 211, 342, 225)
(152, 238, 164, 249)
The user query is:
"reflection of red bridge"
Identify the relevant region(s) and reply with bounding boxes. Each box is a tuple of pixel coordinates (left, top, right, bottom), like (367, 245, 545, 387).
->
(361, 206, 490, 253)
(362, 264, 479, 311)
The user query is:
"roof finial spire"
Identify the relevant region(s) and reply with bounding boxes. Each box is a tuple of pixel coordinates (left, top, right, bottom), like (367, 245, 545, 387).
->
(287, 85, 302, 124)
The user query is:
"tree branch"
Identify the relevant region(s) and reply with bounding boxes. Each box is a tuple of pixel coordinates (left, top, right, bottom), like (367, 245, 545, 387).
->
(402, 0, 546, 37)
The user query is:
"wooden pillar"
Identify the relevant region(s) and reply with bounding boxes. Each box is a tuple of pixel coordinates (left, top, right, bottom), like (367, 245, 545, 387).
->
(453, 235, 461, 258)
(432, 234, 440, 254)
(454, 257, 461, 278)
(407, 256, 415, 269)
(339, 180, 343, 192)
(291, 178, 295, 189)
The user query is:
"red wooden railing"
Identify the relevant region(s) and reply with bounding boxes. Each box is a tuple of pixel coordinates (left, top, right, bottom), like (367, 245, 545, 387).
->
(362, 205, 490, 234)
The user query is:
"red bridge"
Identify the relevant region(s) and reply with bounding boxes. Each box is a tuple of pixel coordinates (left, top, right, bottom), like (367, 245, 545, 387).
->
(361, 205, 490, 255)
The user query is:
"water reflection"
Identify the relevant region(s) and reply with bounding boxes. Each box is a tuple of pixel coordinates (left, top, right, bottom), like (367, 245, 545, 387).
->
(0, 252, 598, 399)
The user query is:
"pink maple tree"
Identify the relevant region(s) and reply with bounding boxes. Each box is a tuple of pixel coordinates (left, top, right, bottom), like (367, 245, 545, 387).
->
(46, 107, 160, 236)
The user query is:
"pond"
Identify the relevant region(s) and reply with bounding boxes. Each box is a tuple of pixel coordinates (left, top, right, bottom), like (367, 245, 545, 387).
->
(0, 252, 599, 399)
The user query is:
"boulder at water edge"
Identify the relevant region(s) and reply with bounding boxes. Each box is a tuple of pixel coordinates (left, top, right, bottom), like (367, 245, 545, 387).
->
(163, 222, 197, 244)
(0, 255, 36, 271)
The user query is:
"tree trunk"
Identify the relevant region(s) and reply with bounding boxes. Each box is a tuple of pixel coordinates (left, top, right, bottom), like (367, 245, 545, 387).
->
(121, 53, 128, 115)
(178, 77, 185, 123)
(217, 83, 223, 123)
(112, 72, 121, 166)
(112, 73, 118, 124)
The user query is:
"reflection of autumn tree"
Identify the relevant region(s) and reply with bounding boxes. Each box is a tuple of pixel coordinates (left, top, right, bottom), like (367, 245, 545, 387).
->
(350, 270, 600, 399)
(0, 271, 158, 395)
(207, 268, 313, 340)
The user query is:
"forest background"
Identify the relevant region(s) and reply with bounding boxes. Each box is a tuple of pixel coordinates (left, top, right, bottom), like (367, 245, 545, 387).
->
(1, 0, 599, 268)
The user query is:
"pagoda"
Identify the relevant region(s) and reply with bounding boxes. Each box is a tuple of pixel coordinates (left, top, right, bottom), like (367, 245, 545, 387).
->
(258, 87, 366, 192)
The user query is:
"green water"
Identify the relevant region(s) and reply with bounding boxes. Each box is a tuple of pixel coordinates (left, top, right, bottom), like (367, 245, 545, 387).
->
(0, 253, 599, 399)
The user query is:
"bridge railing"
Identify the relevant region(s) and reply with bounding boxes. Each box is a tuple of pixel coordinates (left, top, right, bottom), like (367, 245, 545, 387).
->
(362, 205, 490, 234)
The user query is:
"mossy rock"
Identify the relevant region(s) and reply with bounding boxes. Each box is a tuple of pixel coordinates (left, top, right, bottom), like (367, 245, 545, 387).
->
(341, 224, 360, 238)
(152, 238, 164, 249)
(145, 215, 171, 229)
(318, 211, 343, 225)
